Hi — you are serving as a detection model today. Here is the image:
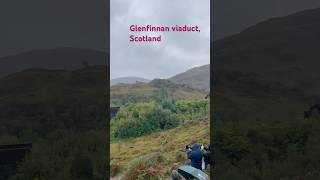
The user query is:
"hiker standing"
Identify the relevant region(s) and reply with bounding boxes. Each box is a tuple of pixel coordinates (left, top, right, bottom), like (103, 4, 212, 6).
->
(202, 144, 212, 169)
(187, 144, 203, 170)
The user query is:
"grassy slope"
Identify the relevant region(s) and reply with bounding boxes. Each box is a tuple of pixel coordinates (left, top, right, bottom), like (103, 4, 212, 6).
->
(110, 117, 210, 172)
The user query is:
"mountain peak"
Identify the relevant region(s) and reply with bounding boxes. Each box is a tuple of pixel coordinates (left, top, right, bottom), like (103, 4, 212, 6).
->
(169, 65, 210, 91)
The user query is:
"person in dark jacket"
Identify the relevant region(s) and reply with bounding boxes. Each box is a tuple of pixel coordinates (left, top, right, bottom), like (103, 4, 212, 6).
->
(187, 144, 203, 170)
(202, 144, 212, 169)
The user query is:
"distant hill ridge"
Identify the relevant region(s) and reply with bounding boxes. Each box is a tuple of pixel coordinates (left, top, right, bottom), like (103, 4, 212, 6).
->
(0, 47, 210, 92)
(111, 65, 210, 91)
(111, 77, 150, 86)
(0, 47, 108, 77)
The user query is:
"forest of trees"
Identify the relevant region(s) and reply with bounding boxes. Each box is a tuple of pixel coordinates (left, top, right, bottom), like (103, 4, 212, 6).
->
(111, 99, 209, 139)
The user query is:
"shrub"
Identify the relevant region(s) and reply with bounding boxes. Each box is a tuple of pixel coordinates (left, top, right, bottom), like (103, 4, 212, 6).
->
(111, 99, 209, 139)
(176, 99, 209, 120)
(122, 152, 166, 180)
(111, 102, 179, 139)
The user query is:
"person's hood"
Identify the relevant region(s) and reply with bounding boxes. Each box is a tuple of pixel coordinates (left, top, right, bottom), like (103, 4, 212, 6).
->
(192, 144, 201, 150)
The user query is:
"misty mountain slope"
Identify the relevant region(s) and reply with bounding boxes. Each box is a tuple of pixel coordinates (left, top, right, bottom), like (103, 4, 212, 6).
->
(213, 0, 320, 39)
(169, 65, 210, 91)
(0, 48, 108, 77)
(0, 65, 108, 102)
(213, 8, 320, 97)
(0, 66, 109, 133)
(111, 77, 150, 86)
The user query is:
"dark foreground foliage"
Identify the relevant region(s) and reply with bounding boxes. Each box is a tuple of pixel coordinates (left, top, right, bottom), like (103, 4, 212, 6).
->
(213, 119, 320, 180)
(0, 67, 108, 179)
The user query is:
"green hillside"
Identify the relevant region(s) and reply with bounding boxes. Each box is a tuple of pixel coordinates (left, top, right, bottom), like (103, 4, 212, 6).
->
(110, 78, 210, 179)
(110, 79, 207, 106)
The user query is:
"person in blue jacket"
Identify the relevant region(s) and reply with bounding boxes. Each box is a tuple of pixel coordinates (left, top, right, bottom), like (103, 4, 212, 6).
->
(187, 143, 203, 170)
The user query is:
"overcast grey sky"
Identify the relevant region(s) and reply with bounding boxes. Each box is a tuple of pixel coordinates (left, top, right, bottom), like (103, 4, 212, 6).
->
(111, 0, 210, 79)
(1, 0, 319, 63)
(0, 0, 107, 58)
